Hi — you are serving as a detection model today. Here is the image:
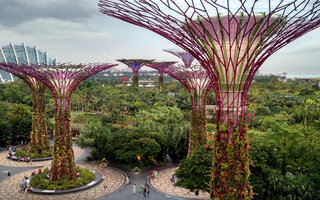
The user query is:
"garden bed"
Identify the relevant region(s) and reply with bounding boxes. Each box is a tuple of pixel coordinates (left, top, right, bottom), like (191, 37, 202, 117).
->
(15, 148, 52, 159)
(30, 168, 101, 194)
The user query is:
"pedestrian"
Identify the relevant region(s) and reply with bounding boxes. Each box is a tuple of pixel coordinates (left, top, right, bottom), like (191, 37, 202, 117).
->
(126, 176, 129, 185)
(104, 183, 108, 196)
(143, 187, 147, 197)
(27, 157, 30, 164)
(171, 174, 175, 183)
(102, 171, 106, 180)
(7, 170, 11, 177)
(147, 189, 150, 197)
(132, 184, 136, 194)
(100, 163, 103, 171)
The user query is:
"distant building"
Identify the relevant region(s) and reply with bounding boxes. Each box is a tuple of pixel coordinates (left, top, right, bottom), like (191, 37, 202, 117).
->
(0, 43, 55, 83)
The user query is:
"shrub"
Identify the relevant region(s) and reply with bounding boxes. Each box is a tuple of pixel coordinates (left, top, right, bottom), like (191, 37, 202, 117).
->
(30, 168, 95, 190)
(15, 147, 52, 158)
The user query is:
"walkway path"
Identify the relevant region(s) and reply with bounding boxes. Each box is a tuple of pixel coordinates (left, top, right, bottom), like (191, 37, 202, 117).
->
(1, 145, 205, 200)
(0, 146, 84, 167)
(0, 163, 124, 200)
(149, 167, 210, 199)
(95, 164, 186, 200)
(0, 145, 125, 200)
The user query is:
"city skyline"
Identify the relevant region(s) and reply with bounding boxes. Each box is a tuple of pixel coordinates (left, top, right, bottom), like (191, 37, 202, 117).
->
(0, 0, 319, 73)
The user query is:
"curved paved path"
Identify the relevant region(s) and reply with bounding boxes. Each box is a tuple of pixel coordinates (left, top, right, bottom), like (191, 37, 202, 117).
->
(0, 164, 125, 200)
(0, 145, 126, 200)
(1, 144, 205, 200)
(0, 146, 84, 167)
(149, 167, 210, 200)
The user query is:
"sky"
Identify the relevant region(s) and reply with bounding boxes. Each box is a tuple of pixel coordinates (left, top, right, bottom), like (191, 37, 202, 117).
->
(0, 0, 319, 73)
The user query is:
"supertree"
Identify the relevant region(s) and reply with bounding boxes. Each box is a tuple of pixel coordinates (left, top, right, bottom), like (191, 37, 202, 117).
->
(157, 70, 164, 90)
(6, 63, 117, 180)
(164, 49, 196, 68)
(146, 61, 212, 155)
(116, 59, 154, 87)
(161, 49, 196, 90)
(99, 1, 320, 199)
(0, 43, 55, 153)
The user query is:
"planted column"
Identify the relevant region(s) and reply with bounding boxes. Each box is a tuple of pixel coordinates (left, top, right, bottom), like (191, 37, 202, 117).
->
(0, 44, 52, 153)
(146, 61, 212, 156)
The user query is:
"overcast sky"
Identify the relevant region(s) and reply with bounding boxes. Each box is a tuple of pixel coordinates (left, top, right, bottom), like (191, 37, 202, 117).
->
(0, 0, 319, 73)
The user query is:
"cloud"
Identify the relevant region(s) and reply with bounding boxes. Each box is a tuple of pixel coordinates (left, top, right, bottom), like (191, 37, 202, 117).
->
(0, 0, 97, 26)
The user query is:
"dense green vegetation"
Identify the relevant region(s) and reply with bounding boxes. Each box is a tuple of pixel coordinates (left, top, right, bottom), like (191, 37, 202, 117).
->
(30, 167, 95, 190)
(0, 74, 319, 199)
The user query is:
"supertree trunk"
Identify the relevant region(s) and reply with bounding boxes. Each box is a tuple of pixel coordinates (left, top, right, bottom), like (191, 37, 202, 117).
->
(51, 96, 75, 181)
(146, 62, 211, 156)
(30, 83, 50, 152)
(210, 90, 252, 199)
(188, 94, 207, 156)
(158, 71, 164, 90)
(132, 70, 139, 87)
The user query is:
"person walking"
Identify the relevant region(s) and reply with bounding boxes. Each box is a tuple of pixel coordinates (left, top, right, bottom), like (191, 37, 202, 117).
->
(7, 170, 11, 177)
(126, 176, 129, 185)
(104, 183, 108, 196)
(132, 184, 136, 194)
(143, 187, 147, 197)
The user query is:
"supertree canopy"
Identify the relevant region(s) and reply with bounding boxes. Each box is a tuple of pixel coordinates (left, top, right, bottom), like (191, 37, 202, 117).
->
(116, 59, 154, 87)
(6, 63, 117, 180)
(99, 1, 320, 199)
(146, 61, 212, 156)
(164, 49, 196, 68)
(0, 43, 55, 153)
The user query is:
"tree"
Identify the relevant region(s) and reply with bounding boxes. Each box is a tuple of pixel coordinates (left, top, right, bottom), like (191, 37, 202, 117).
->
(174, 146, 212, 195)
(7, 103, 32, 143)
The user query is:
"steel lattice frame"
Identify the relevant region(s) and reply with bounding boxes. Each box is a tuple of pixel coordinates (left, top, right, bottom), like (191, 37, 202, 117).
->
(116, 59, 154, 87)
(6, 63, 117, 181)
(146, 60, 212, 156)
(0, 65, 49, 152)
(99, 1, 320, 199)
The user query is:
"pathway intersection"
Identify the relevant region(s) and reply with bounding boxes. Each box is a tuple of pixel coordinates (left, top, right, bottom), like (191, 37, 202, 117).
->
(0, 145, 208, 200)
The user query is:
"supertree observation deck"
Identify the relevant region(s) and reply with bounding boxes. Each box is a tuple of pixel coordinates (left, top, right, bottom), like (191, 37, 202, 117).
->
(146, 61, 212, 156)
(116, 59, 155, 87)
(99, 1, 320, 199)
(0, 43, 55, 153)
(5, 63, 117, 180)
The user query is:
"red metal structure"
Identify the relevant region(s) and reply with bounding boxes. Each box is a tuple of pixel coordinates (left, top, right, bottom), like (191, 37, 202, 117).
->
(99, 1, 320, 199)
(3, 63, 117, 180)
(116, 59, 154, 87)
(146, 61, 212, 156)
